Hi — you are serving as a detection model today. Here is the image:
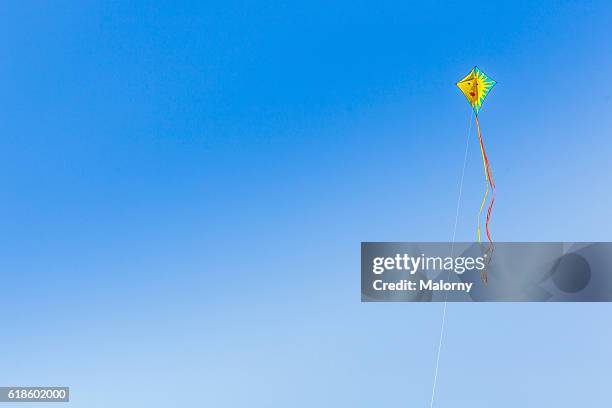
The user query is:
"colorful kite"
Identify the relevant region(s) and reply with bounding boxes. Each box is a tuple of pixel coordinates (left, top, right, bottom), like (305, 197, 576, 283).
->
(456, 66, 497, 284)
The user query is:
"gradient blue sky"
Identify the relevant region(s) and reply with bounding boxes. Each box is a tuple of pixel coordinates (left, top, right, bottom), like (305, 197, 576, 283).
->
(1, 1, 611, 407)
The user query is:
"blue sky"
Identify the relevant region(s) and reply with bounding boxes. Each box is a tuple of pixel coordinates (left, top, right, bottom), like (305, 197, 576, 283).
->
(0, 1, 611, 407)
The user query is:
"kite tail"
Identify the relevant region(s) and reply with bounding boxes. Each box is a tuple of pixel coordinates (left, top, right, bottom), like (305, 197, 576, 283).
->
(475, 116, 495, 284)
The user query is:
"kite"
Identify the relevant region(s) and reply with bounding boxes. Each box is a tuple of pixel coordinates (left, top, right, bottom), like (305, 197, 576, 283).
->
(456, 66, 497, 284)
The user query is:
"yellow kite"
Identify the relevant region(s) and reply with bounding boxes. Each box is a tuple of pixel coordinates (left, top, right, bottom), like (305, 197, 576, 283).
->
(456, 66, 497, 284)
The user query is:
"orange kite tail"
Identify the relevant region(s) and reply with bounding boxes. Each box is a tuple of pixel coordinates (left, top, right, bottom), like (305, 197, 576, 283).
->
(475, 116, 495, 284)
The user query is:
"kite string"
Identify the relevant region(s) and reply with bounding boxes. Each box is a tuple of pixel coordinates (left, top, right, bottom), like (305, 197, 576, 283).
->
(429, 109, 473, 408)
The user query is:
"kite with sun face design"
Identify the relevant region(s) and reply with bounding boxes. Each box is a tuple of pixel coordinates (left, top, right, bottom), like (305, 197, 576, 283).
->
(456, 66, 497, 284)
(457, 67, 496, 115)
